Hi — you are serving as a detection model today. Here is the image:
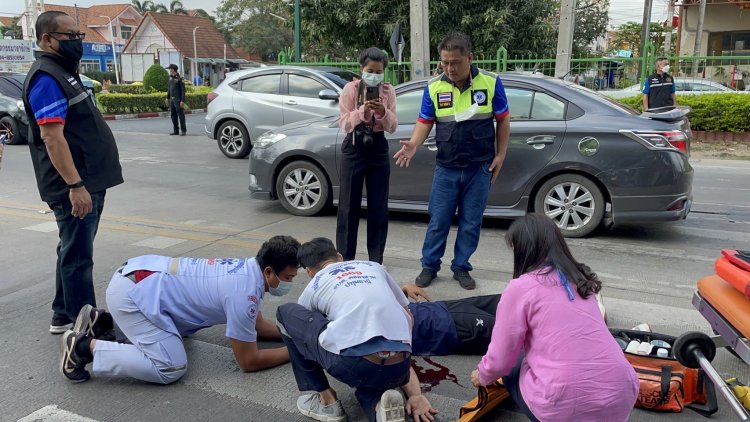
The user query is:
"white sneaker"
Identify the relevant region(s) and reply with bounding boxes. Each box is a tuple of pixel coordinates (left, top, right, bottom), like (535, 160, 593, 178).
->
(296, 393, 347, 422)
(375, 389, 405, 422)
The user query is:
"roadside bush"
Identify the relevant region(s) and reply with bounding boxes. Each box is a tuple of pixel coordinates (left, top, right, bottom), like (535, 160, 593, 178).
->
(98, 92, 208, 114)
(188, 85, 212, 94)
(82, 70, 116, 83)
(107, 84, 157, 94)
(143, 64, 170, 92)
(615, 93, 750, 133)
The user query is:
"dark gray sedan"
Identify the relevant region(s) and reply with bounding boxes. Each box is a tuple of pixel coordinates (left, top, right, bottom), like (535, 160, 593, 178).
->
(248, 74, 693, 237)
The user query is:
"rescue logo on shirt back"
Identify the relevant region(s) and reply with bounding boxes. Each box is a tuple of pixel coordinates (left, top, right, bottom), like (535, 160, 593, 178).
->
(437, 92, 453, 109)
(472, 89, 488, 106)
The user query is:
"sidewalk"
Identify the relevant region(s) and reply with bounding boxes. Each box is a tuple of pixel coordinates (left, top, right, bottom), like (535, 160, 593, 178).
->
(102, 108, 207, 121)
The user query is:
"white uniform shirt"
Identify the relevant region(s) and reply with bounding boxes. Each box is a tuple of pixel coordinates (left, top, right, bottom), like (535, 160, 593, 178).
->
(298, 260, 411, 354)
(123, 255, 265, 342)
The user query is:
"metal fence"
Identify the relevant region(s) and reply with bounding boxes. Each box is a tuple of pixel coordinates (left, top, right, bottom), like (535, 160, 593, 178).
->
(277, 49, 750, 93)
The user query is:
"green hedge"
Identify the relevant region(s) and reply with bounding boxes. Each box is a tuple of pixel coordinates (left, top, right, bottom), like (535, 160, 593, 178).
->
(98, 92, 208, 114)
(615, 93, 750, 133)
(107, 84, 157, 94)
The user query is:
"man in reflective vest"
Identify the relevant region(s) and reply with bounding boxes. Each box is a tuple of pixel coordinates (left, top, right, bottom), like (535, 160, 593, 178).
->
(394, 32, 510, 290)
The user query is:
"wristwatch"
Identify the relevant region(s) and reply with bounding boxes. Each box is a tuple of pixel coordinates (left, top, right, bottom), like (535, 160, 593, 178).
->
(67, 180, 85, 189)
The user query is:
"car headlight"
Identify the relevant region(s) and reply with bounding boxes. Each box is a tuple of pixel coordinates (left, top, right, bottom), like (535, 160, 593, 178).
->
(16, 100, 25, 112)
(254, 132, 287, 149)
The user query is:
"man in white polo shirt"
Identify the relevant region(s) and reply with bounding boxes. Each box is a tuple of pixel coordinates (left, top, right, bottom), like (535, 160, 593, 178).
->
(277, 237, 437, 422)
(58, 235, 300, 384)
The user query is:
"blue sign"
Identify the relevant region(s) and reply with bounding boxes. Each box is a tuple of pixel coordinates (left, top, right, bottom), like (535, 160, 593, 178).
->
(83, 42, 122, 56)
(616, 50, 632, 58)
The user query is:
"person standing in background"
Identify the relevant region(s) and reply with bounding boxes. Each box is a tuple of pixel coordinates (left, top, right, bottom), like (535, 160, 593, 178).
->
(166, 64, 187, 136)
(336, 47, 397, 265)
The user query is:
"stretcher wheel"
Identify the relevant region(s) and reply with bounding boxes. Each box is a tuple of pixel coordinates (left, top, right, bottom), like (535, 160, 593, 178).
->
(674, 331, 716, 369)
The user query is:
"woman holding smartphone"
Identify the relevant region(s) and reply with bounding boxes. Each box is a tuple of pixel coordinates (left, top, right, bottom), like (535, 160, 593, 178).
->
(336, 47, 397, 265)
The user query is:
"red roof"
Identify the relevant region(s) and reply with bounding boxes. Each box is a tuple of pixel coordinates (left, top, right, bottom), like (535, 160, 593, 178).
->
(126, 12, 241, 60)
(0, 17, 14, 28)
(43, 3, 138, 42)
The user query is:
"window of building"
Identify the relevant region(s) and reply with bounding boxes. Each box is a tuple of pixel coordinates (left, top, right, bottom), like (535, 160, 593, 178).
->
(120, 25, 132, 40)
(708, 30, 750, 56)
(79, 59, 101, 73)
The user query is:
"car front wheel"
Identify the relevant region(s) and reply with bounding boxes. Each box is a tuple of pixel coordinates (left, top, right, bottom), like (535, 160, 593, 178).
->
(0, 115, 23, 145)
(275, 160, 330, 216)
(217, 120, 250, 158)
(534, 174, 605, 238)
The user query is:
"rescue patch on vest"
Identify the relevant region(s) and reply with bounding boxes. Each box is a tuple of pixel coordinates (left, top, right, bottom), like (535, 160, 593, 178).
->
(472, 89, 488, 106)
(437, 92, 453, 109)
(665, 76, 672, 83)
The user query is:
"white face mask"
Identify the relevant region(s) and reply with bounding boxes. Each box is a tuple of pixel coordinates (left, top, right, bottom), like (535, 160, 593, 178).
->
(455, 102, 479, 122)
(661, 65, 670, 73)
(362, 72, 384, 86)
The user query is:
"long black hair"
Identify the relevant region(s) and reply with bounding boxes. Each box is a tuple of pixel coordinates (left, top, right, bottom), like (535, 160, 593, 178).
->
(505, 213, 601, 298)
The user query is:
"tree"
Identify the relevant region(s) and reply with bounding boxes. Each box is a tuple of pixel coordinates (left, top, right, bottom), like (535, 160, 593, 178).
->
(572, 0, 609, 55)
(296, 0, 557, 59)
(608, 21, 676, 57)
(131, 0, 154, 14)
(167, 0, 188, 14)
(215, 0, 292, 58)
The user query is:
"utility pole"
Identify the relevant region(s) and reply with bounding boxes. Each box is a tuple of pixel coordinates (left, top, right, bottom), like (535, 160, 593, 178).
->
(293, 0, 300, 61)
(663, 0, 674, 56)
(554, 0, 576, 78)
(692, 0, 706, 77)
(637, 0, 653, 82)
(409, 0, 429, 80)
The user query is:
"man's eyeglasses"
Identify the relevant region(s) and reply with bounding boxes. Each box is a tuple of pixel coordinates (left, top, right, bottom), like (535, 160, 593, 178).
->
(48, 32, 86, 40)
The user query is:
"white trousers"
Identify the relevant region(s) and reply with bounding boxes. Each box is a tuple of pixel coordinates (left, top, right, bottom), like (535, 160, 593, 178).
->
(91, 272, 187, 384)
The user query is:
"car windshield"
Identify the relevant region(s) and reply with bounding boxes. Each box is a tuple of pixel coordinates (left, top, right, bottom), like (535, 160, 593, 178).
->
(566, 81, 640, 115)
(321, 71, 357, 88)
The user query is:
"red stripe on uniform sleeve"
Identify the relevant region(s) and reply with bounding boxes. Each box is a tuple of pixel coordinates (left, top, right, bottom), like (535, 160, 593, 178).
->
(417, 117, 435, 124)
(494, 110, 509, 120)
(36, 117, 65, 125)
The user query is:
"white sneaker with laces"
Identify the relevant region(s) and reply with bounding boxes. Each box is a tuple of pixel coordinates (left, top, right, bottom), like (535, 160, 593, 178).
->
(296, 392, 347, 422)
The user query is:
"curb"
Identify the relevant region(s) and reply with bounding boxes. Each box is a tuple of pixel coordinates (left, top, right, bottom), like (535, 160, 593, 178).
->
(103, 108, 207, 121)
(692, 130, 750, 144)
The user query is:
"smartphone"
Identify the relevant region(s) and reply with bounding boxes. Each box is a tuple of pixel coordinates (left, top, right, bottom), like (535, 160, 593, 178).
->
(366, 86, 380, 102)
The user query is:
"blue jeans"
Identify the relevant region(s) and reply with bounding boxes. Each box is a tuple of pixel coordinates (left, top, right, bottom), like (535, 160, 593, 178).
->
(421, 163, 492, 273)
(277, 304, 410, 422)
(503, 354, 540, 422)
(49, 190, 106, 321)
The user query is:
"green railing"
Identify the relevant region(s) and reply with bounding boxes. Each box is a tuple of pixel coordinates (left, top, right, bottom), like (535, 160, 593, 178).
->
(277, 49, 750, 92)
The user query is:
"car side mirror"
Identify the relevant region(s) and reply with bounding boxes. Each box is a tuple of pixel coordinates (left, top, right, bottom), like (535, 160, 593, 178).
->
(319, 89, 339, 101)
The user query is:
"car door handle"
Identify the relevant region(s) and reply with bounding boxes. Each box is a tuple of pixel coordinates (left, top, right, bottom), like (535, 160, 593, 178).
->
(424, 137, 437, 151)
(285, 100, 298, 105)
(525, 135, 555, 145)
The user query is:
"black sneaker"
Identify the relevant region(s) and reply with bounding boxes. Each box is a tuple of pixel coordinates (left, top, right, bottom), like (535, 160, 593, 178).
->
(180, 132, 186, 136)
(73, 304, 113, 338)
(415, 268, 437, 287)
(50, 314, 73, 335)
(60, 330, 91, 383)
(453, 269, 476, 290)
(169, 132, 179, 135)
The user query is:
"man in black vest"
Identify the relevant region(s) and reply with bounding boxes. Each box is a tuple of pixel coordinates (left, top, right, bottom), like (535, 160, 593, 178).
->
(642, 57, 677, 109)
(166, 64, 186, 136)
(22, 11, 123, 335)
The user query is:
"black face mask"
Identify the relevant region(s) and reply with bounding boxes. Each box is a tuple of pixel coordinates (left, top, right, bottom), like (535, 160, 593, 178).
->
(53, 38, 84, 63)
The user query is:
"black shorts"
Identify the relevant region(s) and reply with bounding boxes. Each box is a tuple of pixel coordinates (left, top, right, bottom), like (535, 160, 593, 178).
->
(442, 294, 500, 355)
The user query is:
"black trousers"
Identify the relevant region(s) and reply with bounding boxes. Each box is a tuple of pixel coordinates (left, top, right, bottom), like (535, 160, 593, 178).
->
(443, 294, 500, 355)
(169, 99, 186, 133)
(336, 131, 390, 264)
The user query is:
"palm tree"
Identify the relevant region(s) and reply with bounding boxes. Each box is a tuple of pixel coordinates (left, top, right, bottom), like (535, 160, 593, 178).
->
(168, 0, 188, 15)
(131, 0, 154, 14)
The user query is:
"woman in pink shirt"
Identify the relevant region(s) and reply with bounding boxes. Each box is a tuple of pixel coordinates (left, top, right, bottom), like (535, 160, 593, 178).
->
(471, 214, 639, 421)
(336, 47, 397, 265)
